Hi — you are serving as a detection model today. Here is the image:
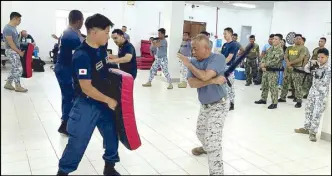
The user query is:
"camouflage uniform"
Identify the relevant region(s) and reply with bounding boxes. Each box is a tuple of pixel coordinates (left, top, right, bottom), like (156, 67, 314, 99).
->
(260, 45, 283, 104)
(225, 73, 235, 103)
(302, 46, 312, 96)
(5, 49, 23, 84)
(245, 43, 259, 84)
(303, 60, 331, 135)
(280, 45, 306, 103)
(196, 98, 230, 175)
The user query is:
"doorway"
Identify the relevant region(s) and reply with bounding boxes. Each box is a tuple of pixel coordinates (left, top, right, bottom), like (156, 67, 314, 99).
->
(240, 26, 252, 47)
(183, 20, 207, 38)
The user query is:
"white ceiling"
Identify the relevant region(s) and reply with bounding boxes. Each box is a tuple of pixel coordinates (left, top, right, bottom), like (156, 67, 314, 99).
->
(185, 1, 276, 10)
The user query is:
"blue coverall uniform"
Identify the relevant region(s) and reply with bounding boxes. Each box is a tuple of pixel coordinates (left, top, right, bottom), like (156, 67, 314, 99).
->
(58, 41, 120, 174)
(54, 27, 83, 122)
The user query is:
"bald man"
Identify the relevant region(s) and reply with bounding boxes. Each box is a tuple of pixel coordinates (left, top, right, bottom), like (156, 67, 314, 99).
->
(177, 34, 229, 175)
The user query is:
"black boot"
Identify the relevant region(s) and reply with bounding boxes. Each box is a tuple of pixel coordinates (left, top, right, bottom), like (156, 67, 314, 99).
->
(104, 162, 120, 176)
(57, 170, 68, 176)
(268, 104, 277, 109)
(58, 121, 69, 136)
(303, 94, 308, 99)
(245, 83, 251, 86)
(278, 98, 286, 102)
(287, 95, 295, 99)
(229, 103, 234, 111)
(295, 102, 302, 108)
(254, 100, 267, 104)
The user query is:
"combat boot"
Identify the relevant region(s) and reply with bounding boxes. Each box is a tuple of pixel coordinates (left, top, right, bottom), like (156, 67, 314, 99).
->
(104, 162, 120, 176)
(278, 98, 286, 103)
(167, 83, 173, 89)
(245, 82, 251, 86)
(58, 121, 69, 136)
(192, 147, 207, 156)
(294, 128, 309, 134)
(254, 100, 267, 104)
(142, 82, 152, 87)
(287, 95, 295, 99)
(15, 83, 28, 92)
(309, 133, 317, 142)
(268, 104, 277, 109)
(4, 81, 15, 90)
(178, 81, 187, 88)
(229, 102, 234, 111)
(295, 102, 302, 108)
(303, 94, 308, 99)
(56, 170, 68, 176)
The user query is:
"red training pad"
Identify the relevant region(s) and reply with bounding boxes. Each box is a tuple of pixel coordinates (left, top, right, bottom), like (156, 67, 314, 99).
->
(109, 69, 141, 150)
(20, 43, 34, 78)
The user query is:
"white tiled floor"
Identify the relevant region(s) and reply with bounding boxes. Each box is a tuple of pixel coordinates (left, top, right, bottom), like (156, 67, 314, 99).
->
(1, 66, 331, 175)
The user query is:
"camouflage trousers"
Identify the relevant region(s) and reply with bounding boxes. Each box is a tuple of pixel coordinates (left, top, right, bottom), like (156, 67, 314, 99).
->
(244, 58, 258, 84)
(225, 73, 235, 103)
(261, 71, 279, 104)
(149, 57, 172, 83)
(196, 98, 230, 175)
(302, 74, 313, 96)
(280, 69, 304, 103)
(304, 90, 327, 134)
(5, 49, 23, 84)
(179, 60, 188, 82)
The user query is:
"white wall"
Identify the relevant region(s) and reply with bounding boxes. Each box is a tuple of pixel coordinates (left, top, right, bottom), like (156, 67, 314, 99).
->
(270, 1, 331, 52)
(2, 1, 275, 60)
(217, 8, 273, 50)
(2, 1, 124, 60)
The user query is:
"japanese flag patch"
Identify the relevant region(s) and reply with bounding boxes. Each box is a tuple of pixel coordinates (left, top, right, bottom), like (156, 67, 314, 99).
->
(79, 69, 87, 75)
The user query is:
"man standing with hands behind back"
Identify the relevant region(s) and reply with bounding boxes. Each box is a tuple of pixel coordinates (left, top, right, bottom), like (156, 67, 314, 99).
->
(278, 34, 306, 108)
(244, 35, 260, 86)
(178, 34, 229, 175)
(3, 12, 28, 92)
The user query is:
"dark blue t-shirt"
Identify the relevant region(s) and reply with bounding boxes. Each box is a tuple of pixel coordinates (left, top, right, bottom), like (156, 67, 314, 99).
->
(57, 28, 82, 66)
(72, 41, 109, 90)
(118, 40, 137, 79)
(221, 41, 239, 66)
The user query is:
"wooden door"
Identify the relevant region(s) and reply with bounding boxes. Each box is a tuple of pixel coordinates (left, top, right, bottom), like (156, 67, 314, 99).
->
(183, 20, 207, 38)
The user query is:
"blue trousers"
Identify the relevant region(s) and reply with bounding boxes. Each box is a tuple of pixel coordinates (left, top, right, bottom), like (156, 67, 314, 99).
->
(59, 97, 120, 174)
(54, 63, 75, 122)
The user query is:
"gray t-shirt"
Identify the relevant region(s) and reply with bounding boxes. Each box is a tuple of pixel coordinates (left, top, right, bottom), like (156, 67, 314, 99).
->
(156, 39, 167, 58)
(187, 53, 227, 104)
(3, 24, 20, 49)
(179, 40, 192, 57)
(150, 45, 157, 56)
(124, 33, 130, 41)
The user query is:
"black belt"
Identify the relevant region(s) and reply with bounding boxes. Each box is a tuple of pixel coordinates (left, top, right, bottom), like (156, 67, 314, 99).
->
(266, 67, 284, 72)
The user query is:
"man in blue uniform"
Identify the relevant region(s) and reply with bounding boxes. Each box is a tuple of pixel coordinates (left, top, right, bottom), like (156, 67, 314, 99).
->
(109, 29, 137, 79)
(54, 10, 85, 135)
(57, 14, 120, 175)
(221, 27, 239, 111)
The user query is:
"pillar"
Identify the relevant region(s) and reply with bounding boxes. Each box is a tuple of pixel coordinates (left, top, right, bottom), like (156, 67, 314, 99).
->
(162, 1, 185, 82)
(320, 83, 331, 141)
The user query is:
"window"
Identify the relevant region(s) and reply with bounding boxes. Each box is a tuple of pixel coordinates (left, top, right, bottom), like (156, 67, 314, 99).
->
(55, 10, 94, 37)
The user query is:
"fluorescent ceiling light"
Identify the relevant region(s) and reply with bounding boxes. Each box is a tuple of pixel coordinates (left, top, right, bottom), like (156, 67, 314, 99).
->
(232, 3, 256, 9)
